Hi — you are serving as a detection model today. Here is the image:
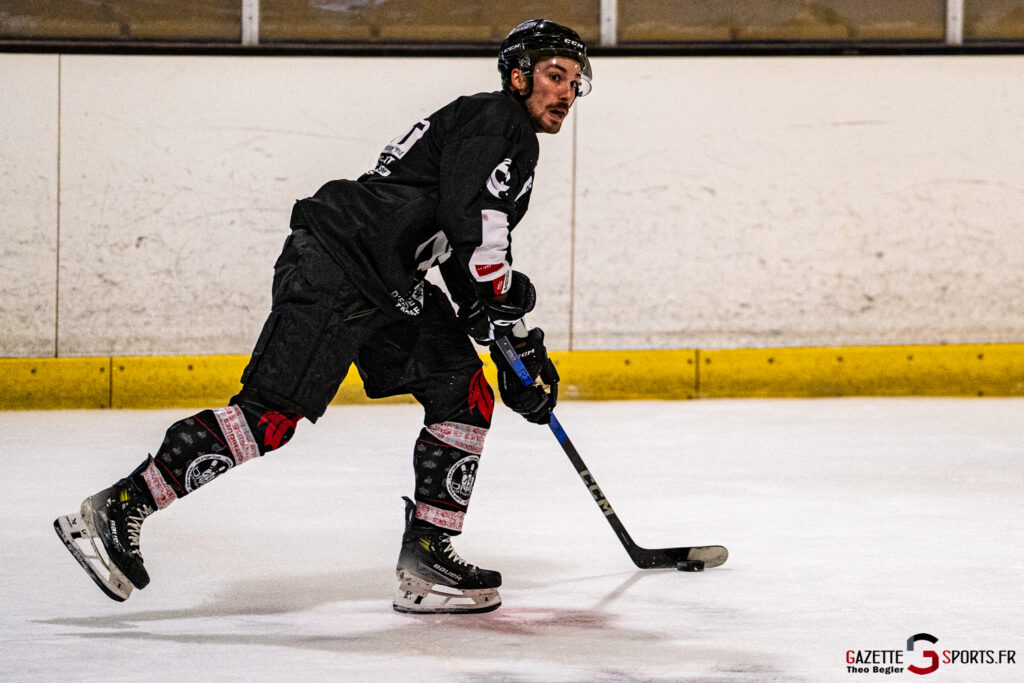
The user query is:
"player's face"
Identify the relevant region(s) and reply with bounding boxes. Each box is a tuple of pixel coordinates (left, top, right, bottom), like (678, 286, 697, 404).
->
(519, 57, 582, 134)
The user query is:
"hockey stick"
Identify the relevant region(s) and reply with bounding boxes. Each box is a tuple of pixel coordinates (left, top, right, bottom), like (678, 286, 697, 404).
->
(493, 336, 728, 570)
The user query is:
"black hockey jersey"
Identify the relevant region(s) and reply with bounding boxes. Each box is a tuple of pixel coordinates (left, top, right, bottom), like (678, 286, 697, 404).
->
(293, 90, 539, 318)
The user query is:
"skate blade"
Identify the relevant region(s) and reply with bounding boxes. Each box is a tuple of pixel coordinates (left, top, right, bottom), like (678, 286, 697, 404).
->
(53, 512, 133, 602)
(392, 569, 501, 614)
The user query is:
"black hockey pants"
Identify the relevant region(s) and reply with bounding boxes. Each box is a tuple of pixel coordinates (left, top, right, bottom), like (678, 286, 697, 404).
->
(135, 228, 494, 533)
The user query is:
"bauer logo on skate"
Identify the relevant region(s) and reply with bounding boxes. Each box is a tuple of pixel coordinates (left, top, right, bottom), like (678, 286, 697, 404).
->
(844, 632, 1017, 676)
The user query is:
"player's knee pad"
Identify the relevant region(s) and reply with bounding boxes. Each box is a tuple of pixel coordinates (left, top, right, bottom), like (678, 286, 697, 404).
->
(150, 403, 302, 500)
(233, 401, 303, 454)
(425, 367, 494, 430)
(464, 368, 495, 429)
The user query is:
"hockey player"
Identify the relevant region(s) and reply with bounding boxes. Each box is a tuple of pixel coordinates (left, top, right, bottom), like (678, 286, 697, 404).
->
(54, 19, 592, 614)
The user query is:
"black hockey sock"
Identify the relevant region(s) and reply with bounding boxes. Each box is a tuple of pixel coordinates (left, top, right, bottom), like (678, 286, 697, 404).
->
(411, 423, 488, 534)
(137, 403, 303, 505)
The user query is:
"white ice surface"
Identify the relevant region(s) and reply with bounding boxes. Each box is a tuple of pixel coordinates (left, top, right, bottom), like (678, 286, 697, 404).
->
(2, 399, 1022, 682)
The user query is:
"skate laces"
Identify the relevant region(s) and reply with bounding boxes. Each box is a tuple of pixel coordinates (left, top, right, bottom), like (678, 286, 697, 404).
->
(439, 535, 472, 568)
(124, 504, 154, 557)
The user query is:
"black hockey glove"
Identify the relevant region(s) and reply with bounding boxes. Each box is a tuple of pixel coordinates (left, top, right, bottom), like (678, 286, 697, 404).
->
(457, 271, 536, 345)
(489, 327, 559, 425)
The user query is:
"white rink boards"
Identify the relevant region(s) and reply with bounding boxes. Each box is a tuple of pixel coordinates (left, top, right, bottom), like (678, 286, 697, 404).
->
(3, 55, 1024, 356)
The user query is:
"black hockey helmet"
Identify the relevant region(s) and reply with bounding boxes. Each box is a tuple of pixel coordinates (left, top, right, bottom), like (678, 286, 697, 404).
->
(498, 19, 592, 97)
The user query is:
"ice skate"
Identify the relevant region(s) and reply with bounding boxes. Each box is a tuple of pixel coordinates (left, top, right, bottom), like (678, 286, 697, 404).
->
(53, 476, 155, 601)
(393, 497, 501, 614)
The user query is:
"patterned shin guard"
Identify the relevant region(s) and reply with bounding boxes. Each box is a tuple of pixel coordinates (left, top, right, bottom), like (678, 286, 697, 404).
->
(412, 422, 488, 534)
(134, 404, 301, 509)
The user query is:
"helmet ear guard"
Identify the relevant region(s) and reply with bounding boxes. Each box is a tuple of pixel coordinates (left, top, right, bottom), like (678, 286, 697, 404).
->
(498, 19, 592, 98)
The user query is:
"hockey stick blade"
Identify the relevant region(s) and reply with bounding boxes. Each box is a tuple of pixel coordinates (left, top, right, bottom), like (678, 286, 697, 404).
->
(629, 543, 729, 570)
(494, 336, 728, 570)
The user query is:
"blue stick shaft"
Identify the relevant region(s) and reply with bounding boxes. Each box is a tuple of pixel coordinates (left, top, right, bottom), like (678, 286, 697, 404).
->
(493, 335, 562, 435)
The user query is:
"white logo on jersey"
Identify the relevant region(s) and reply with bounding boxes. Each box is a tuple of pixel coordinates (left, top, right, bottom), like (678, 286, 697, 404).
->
(413, 230, 451, 275)
(383, 119, 430, 160)
(486, 158, 512, 198)
(372, 119, 430, 176)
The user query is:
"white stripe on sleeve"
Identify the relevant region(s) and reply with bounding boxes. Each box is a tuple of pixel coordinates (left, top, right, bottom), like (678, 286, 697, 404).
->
(469, 209, 511, 283)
